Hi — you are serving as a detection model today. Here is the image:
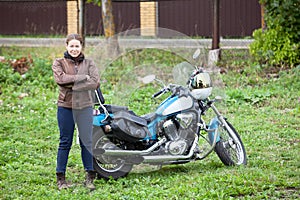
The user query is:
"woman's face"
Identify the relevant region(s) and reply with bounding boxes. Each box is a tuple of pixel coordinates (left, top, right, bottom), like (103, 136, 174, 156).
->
(66, 39, 82, 58)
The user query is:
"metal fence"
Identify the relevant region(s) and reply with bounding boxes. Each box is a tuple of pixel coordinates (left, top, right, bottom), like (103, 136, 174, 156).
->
(0, 0, 261, 37)
(0, 1, 67, 35)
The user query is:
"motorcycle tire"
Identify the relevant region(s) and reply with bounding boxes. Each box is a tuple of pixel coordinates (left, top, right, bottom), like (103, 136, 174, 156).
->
(92, 126, 133, 180)
(214, 120, 247, 166)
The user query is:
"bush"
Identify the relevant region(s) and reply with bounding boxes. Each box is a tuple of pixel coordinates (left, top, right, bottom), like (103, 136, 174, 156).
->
(0, 56, 56, 95)
(250, 27, 299, 67)
(25, 57, 56, 90)
(250, 0, 300, 67)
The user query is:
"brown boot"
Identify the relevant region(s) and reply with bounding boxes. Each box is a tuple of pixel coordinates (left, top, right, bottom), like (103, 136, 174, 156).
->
(84, 171, 96, 191)
(56, 172, 72, 190)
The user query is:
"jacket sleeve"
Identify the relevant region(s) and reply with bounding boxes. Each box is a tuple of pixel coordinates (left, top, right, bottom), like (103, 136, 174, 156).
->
(52, 59, 86, 87)
(72, 60, 100, 91)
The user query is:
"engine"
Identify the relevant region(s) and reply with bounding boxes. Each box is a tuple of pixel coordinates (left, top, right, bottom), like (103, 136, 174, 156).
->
(163, 112, 197, 155)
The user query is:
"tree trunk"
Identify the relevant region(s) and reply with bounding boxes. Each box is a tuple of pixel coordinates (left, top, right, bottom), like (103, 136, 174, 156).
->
(101, 0, 120, 56)
(260, 2, 267, 31)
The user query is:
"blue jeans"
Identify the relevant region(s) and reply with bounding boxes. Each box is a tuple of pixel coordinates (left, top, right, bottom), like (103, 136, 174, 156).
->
(56, 106, 94, 173)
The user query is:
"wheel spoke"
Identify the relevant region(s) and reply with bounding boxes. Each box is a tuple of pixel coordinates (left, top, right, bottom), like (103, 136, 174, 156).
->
(225, 141, 244, 164)
(215, 120, 246, 166)
(93, 134, 129, 172)
(92, 128, 133, 179)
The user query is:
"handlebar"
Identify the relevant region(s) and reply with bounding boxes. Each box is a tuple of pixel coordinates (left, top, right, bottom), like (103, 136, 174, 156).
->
(152, 83, 184, 99)
(152, 90, 164, 98)
(152, 87, 170, 98)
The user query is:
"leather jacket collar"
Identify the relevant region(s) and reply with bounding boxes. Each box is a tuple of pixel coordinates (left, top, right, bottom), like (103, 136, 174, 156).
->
(64, 51, 85, 63)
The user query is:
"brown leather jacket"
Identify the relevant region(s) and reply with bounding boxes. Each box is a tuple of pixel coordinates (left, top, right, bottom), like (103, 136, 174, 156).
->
(52, 57, 100, 109)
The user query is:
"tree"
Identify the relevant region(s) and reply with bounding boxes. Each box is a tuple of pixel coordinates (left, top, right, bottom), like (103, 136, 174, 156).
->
(87, 0, 120, 55)
(250, 0, 300, 67)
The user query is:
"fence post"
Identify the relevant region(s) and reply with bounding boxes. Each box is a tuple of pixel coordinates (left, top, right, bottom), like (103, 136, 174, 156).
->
(67, 0, 79, 35)
(212, 0, 220, 49)
(140, 2, 157, 36)
(209, 0, 221, 66)
(79, 0, 86, 48)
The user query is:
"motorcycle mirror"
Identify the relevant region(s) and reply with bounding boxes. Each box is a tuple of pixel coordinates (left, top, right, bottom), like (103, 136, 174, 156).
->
(141, 74, 156, 84)
(192, 49, 201, 60)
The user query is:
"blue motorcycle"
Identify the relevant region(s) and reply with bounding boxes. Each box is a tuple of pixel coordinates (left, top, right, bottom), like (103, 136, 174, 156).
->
(92, 54, 247, 180)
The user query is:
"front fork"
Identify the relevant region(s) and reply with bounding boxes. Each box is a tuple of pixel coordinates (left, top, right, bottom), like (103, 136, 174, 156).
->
(208, 104, 240, 145)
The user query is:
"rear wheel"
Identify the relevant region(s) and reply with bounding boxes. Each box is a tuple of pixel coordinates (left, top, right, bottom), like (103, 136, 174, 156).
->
(214, 120, 247, 166)
(92, 127, 133, 179)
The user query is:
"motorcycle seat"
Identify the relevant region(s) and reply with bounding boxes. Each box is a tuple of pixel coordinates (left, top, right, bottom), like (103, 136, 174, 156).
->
(141, 112, 156, 123)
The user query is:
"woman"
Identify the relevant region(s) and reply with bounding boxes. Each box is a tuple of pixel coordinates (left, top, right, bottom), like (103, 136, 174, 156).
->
(52, 34, 99, 190)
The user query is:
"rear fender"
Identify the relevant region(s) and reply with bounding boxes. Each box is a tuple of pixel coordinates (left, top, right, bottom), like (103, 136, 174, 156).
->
(93, 113, 113, 126)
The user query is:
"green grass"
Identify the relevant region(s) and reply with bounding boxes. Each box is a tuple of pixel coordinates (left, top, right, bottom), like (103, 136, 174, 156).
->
(0, 47, 299, 199)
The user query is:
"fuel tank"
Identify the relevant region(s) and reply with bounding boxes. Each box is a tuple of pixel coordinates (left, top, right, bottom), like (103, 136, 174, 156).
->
(156, 95, 194, 116)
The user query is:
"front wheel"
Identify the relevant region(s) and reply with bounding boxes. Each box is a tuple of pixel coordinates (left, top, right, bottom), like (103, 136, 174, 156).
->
(92, 127, 133, 180)
(214, 120, 247, 166)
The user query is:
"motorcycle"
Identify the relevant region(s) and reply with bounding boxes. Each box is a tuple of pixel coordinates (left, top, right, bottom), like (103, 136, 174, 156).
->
(92, 50, 247, 180)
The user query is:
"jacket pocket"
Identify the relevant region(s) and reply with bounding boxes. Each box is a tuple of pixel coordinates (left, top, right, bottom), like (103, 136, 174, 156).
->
(64, 90, 73, 102)
(58, 88, 72, 103)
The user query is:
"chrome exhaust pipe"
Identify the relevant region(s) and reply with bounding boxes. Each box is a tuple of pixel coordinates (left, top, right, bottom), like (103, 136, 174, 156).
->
(142, 135, 198, 163)
(98, 137, 167, 156)
(97, 135, 199, 164)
